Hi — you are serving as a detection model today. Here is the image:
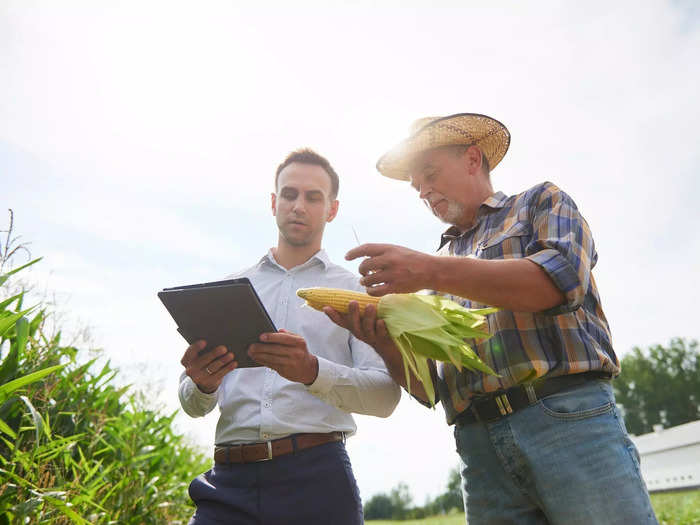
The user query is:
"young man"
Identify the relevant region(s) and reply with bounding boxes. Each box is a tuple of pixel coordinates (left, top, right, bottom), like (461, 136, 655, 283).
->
(178, 148, 400, 525)
(325, 114, 658, 524)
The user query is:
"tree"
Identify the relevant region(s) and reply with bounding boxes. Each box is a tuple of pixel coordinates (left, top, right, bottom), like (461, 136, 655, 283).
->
(613, 338, 700, 435)
(363, 493, 393, 520)
(424, 466, 463, 516)
(363, 481, 413, 520)
(389, 481, 413, 519)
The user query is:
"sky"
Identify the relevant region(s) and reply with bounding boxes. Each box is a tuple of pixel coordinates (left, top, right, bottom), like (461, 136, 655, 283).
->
(2, 0, 700, 506)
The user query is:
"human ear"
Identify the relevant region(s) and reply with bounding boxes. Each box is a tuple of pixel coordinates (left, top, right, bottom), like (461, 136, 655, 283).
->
(271, 192, 277, 216)
(326, 199, 339, 223)
(466, 145, 483, 175)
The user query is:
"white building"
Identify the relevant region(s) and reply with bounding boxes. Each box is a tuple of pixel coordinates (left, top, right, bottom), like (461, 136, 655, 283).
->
(631, 419, 700, 492)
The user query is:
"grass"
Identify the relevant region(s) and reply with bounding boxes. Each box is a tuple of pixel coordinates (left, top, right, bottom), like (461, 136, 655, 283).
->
(652, 489, 700, 525)
(367, 516, 465, 525)
(367, 489, 700, 525)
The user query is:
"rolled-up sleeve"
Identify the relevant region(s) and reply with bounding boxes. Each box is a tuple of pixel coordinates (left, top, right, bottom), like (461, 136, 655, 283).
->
(306, 334, 401, 418)
(525, 183, 597, 316)
(178, 372, 219, 417)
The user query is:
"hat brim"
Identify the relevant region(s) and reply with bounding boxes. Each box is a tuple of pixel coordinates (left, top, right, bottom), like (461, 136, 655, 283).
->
(376, 113, 511, 180)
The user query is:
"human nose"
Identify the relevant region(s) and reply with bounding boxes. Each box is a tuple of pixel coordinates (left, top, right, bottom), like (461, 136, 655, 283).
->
(418, 183, 432, 200)
(291, 197, 305, 214)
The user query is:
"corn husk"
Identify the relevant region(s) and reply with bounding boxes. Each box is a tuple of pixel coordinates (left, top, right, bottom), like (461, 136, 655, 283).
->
(297, 287, 499, 406)
(377, 294, 499, 406)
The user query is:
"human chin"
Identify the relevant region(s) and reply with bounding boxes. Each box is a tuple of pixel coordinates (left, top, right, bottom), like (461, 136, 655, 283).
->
(433, 200, 464, 225)
(280, 225, 314, 246)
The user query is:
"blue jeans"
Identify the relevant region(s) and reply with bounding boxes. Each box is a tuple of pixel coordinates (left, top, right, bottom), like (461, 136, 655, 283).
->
(187, 441, 363, 525)
(454, 379, 658, 525)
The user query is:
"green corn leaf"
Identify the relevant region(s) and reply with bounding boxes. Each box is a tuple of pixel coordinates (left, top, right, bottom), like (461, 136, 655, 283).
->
(28, 309, 45, 338)
(13, 316, 29, 355)
(0, 292, 24, 311)
(373, 291, 500, 405)
(0, 257, 42, 286)
(0, 415, 17, 438)
(19, 395, 47, 443)
(0, 307, 36, 338)
(44, 496, 90, 524)
(0, 364, 66, 403)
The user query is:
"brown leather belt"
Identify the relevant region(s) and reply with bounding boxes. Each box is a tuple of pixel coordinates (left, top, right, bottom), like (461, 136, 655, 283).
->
(214, 432, 345, 464)
(456, 371, 612, 425)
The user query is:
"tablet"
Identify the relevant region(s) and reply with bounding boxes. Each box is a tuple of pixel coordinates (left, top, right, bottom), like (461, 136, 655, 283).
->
(158, 277, 276, 368)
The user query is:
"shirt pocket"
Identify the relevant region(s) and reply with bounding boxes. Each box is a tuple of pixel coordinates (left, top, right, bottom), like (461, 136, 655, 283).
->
(477, 222, 531, 260)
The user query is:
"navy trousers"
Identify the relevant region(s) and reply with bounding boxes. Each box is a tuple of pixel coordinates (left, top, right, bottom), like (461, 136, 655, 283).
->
(187, 441, 363, 525)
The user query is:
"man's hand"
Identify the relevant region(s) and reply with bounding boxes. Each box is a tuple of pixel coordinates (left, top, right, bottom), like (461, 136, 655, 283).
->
(181, 340, 238, 394)
(247, 329, 319, 385)
(345, 243, 435, 296)
(323, 302, 431, 402)
(323, 302, 397, 359)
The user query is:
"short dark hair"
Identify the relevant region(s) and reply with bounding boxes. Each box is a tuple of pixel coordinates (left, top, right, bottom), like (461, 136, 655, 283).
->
(275, 148, 340, 199)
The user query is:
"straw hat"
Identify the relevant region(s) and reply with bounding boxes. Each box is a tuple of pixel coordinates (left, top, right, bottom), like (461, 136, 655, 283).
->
(376, 113, 511, 180)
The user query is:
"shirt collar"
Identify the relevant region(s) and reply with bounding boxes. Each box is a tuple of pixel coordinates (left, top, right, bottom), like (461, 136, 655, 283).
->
(259, 248, 330, 271)
(437, 191, 508, 250)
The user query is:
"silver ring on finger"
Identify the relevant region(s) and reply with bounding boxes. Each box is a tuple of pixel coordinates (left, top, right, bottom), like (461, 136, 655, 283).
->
(206, 366, 213, 375)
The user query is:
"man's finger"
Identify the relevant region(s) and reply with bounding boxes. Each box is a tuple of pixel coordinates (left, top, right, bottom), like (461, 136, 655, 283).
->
(362, 304, 378, 340)
(360, 270, 389, 288)
(181, 339, 207, 366)
(358, 255, 389, 276)
(259, 331, 303, 345)
(347, 301, 366, 338)
(366, 283, 392, 297)
(249, 343, 290, 356)
(323, 307, 349, 329)
(345, 243, 391, 261)
(217, 360, 238, 377)
(376, 319, 390, 339)
(248, 349, 289, 367)
(207, 350, 236, 372)
(197, 345, 229, 368)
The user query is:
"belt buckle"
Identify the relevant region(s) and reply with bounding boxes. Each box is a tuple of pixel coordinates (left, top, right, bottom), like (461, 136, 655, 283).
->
(494, 392, 514, 417)
(254, 441, 273, 462)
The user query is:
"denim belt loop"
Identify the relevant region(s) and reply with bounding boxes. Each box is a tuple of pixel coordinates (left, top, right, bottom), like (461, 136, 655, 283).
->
(525, 384, 538, 404)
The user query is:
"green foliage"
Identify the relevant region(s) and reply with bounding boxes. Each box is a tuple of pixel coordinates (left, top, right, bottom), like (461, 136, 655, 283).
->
(613, 338, 700, 435)
(650, 489, 700, 524)
(364, 482, 413, 520)
(0, 235, 208, 522)
(421, 468, 462, 517)
(365, 468, 463, 521)
(364, 493, 395, 520)
(366, 489, 700, 524)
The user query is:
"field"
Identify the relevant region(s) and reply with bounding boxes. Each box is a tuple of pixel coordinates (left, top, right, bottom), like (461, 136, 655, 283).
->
(367, 489, 700, 525)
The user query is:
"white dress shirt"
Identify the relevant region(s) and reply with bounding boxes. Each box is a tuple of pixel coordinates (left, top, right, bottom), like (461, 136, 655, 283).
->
(178, 249, 401, 445)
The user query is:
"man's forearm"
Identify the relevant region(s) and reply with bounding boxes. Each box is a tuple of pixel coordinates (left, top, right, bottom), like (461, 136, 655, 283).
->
(428, 255, 565, 312)
(376, 343, 432, 403)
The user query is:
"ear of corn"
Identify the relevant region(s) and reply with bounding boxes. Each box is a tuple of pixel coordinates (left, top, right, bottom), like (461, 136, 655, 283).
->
(296, 287, 381, 314)
(296, 287, 500, 407)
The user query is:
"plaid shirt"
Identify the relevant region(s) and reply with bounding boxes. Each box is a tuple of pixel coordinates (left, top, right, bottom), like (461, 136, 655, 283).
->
(435, 181, 620, 424)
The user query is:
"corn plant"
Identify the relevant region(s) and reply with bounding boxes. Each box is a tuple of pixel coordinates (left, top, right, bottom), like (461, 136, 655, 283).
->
(0, 218, 208, 523)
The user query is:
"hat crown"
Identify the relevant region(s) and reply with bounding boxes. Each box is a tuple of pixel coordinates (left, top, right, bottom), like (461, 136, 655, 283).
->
(378, 113, 511, 180)
(409, 117, 441, 135)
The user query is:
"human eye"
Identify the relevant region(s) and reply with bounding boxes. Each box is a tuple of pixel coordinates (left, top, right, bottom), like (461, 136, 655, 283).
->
(280, 188, 298, 200)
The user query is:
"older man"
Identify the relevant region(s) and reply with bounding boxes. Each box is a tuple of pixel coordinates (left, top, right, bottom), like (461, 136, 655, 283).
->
(325, 114, 657, 524)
